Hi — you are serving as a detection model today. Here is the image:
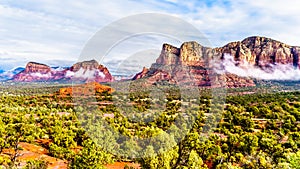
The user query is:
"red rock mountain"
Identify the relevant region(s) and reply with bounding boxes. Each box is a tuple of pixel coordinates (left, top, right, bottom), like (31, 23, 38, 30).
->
(218, 36, 300, 68)
(13, 62, 53, 82)
(133, 36, 300, 88)
(69, 60, 113, 82)
(24, 62, 51, 74)
(13, 60, 113, 83)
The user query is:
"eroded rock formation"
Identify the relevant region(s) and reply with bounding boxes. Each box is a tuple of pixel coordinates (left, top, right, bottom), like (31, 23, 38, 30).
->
(59, 82, 114, 96)
(24, 62, 51, 74)
(69, 60, 113, 83)
(12, 60, 113, 83)
(134, 36, 300, 88)
(13, 62, 52, 82)
(220, 36, 299, 68)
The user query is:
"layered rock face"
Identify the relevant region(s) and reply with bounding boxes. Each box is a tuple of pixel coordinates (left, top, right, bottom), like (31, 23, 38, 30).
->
(141, 42, 224, 87)
(134, 36, 300, 88)
(154, 42, 218, 67)
(69, 60, 113, 82)
(13, 62, 53, 82)
(219, 36, 300, 68)
(70, 60, 100, 71)
(24, 62, 51, 74)
(13, 60, 113, 83)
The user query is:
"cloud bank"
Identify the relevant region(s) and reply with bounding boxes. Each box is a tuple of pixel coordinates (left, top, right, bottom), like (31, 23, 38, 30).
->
(216, 54, 300, 81)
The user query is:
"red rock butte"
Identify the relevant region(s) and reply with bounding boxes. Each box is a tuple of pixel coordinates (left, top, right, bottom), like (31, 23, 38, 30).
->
(59, 82, 114, 96)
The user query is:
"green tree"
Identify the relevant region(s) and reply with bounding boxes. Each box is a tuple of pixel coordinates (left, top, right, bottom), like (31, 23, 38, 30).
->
(288, 151, 300, 169)
(186, 150, 206, 169)
(24, 158, 48, 169)
(70, 139, 113, 169)
(139, 146, 158, 169)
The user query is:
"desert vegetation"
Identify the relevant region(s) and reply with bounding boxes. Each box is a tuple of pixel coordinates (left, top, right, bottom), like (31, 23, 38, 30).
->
(0, 82, 299, 168)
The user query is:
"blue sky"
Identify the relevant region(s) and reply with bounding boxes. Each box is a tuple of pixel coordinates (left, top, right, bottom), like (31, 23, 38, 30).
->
(1, 0, 300, 72)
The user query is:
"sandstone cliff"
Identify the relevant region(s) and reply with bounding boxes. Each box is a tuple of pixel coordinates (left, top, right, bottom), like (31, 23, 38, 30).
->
(69, 60, 113, 82)
(24, 62, 51, 74)
(13, 62, 52, 82)
(155, 36, 299, 69)
(219, 36, 299, 68)
(134, 36, 300, 88)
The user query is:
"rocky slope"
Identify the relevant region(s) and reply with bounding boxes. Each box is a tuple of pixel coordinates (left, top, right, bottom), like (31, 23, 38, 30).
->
(13, 62, 52, 82)
(218, 36, 300, 68)
(134, 36, 300, 88)
(12, 60, 113, 83)
(132, 67, 150, 80)
(69, 60, 113, 82)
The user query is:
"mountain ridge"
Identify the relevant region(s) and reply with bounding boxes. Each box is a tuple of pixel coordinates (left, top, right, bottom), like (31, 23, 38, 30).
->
(134, 36, 300, 87)
(1, 36, 299, 87)
(10, 60, 113, 83)
(154, 36, 300, 68)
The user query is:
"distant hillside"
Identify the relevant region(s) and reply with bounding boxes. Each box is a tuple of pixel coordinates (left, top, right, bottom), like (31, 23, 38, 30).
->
(11, 60, 113, 83)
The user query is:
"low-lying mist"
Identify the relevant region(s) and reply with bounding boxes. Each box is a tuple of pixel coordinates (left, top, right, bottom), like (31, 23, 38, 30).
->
(214, 54, 300, 81)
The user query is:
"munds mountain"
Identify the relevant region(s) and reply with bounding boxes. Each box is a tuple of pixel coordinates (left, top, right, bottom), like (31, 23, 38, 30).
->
(11, 60, 113, 83)
(4, 36, 300, 87)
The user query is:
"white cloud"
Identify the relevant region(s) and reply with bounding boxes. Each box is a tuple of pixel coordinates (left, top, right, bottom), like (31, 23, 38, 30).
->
(65, 70, 75, 78)
(30, 72, 52, 78)
(216, 54, 300, 80)
(0, 0, 300, 75)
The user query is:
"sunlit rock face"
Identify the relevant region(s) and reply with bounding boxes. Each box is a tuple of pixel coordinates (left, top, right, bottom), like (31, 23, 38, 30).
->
(133, 36, 300, 88)
(69, 60, 113, 83)
(221, 36, 297, 68)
